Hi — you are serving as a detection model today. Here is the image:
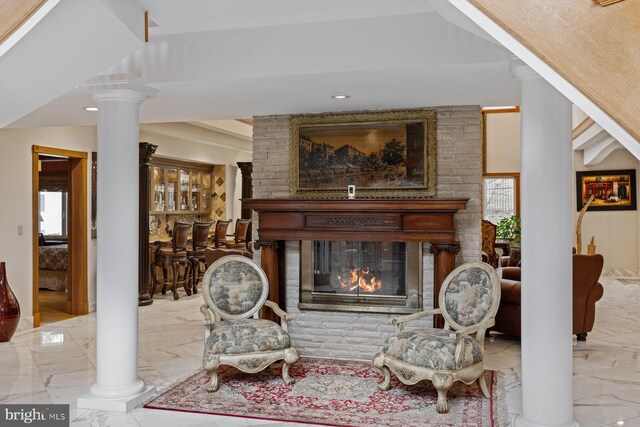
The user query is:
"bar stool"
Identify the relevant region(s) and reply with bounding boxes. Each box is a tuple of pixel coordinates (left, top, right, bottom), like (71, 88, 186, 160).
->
(227, 219, 252, 252)
(151, 222, 191, 300)
(187, 221, 213, 294)
(212, 219, 232, 248)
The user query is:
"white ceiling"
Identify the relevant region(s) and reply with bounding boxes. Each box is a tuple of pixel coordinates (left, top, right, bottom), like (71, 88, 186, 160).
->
(6, 0, 520, 129)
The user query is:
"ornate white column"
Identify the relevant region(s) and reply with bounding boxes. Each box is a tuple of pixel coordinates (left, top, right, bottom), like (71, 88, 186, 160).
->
(78, 75, 157, 412)
(510, 57, 576, 427)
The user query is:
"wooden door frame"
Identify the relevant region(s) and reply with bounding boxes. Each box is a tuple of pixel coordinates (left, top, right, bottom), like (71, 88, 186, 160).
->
(32, 145, 88, 326)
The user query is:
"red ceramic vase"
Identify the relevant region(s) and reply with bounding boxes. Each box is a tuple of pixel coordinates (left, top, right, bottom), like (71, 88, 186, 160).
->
(0, 262, 20, 342)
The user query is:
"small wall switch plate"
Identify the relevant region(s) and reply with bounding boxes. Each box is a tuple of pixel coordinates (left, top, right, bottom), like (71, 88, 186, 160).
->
(17, 225, 23, 235)
(347, 185, 355, 199)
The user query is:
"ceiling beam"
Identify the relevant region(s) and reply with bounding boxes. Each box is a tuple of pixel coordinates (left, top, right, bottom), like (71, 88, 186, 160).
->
(583, 137, 620, 165)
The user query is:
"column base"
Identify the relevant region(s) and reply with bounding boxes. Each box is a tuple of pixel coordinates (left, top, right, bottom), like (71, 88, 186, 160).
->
(513, 415, 579, 427)
(77, 383, 155, 413)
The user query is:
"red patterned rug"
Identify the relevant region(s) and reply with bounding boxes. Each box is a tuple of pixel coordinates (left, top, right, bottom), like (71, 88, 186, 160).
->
(144, 358, 508, 427)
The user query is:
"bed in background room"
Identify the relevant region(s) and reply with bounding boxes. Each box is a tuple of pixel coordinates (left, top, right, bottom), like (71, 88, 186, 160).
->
(38, 243, 68, 291)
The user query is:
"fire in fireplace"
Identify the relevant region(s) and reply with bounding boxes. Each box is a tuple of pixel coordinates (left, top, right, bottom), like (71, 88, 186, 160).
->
(300, 241, 422, 314)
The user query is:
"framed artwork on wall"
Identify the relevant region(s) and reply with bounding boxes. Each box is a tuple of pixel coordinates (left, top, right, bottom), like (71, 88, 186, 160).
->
(289, 109, 437, 199)
(576, 169, 637, 211)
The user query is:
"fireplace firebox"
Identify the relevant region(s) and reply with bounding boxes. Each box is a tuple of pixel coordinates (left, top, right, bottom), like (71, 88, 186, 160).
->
(300, 240, 422, 313)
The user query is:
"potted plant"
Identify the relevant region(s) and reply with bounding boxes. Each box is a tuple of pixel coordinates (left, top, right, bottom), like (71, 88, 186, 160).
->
(496, 215, 521, 246)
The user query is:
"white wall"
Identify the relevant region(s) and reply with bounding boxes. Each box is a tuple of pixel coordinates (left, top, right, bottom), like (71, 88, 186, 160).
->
(485, 111, 640, 271)
(486, 112, 521, 173)
(0, 126, 97, 327)
(573, 149, 640, 271)
(0, 124, 251, 329)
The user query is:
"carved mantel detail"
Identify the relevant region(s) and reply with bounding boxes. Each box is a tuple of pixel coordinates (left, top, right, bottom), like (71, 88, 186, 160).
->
(243, 198, 469, 326)
(317, 217, 396, 227)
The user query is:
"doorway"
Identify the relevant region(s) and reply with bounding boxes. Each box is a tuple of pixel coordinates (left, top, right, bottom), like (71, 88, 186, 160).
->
(32, 146, 88, 326)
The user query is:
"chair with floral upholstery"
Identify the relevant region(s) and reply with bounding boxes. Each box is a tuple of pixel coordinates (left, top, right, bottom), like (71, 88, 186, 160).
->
(372, 262, 501, 414)
(200, 255, 299, 392)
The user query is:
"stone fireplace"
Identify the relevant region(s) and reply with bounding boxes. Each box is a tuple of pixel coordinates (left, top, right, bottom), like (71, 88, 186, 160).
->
(249, 107, 482, 359)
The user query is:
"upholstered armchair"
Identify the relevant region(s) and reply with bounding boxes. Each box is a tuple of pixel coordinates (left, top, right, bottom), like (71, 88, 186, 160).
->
(373, 262, 501, 414)
(200, 255, 299, 392)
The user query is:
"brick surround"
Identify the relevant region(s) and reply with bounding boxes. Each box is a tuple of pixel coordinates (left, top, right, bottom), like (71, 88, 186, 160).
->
(251, 107, 482, 360)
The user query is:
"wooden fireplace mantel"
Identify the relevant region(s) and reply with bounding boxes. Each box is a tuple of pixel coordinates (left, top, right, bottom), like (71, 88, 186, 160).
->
(242, 198, 468, 326)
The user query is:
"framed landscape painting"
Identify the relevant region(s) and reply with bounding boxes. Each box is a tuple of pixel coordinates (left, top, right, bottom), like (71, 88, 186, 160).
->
(289, 109, 437, 198)
(576, 169, 637, 211)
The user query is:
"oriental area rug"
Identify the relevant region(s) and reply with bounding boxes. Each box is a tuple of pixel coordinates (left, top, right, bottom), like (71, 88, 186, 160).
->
(144, 358, 508, 427)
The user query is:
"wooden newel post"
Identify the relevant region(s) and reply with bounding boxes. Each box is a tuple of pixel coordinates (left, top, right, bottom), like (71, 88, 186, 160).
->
(138, 142, 157, 306)
(429, 242, 460, 328)
(255, 240, 281, 322)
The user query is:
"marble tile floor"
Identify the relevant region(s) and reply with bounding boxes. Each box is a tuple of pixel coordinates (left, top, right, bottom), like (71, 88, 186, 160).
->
(0, 276, 639, 426)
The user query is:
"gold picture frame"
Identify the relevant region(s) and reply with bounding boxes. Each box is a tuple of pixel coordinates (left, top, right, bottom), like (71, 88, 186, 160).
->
(290, 109, 437, 199)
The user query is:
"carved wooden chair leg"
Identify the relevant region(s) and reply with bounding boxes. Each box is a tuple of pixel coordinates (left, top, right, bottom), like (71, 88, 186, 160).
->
(161, 267, 169, 295)
(149, 264, 157, 297)
(206, 369, 219, 392)
(171, 262, 179, 300)
(576, 332, 587, 341)
(477, 371, 490, 398)
(204, 355, 220, 392)
(433, 373, 454, 414)
(182, 261, 192, 296)
(282, 348, 298, 386)
(191, 259, 199, 294)
(372, 353, 391, 391)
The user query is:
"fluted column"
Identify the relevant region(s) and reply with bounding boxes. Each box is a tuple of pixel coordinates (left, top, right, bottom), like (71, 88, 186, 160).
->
(511, 57, 576, 427)
(78, 75, 157, 412)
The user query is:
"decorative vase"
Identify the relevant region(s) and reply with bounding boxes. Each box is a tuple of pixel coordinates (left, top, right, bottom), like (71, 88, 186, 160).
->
(0, 262, 20, 342)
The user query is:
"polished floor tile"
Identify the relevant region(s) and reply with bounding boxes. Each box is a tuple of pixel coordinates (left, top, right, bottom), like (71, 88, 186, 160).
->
(0, 275, 637, 426)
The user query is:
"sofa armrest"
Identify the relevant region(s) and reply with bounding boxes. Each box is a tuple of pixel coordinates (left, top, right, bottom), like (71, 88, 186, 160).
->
(501, 267, 521, 281)
(500, 279, 521, 305)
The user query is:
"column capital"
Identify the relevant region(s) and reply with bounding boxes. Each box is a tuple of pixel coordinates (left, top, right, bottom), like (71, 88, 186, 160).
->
(84, 74, 158, 103)
(510, 56, 540, 81)
(237, 162, 253, 177)
(139, 142, 157, 166)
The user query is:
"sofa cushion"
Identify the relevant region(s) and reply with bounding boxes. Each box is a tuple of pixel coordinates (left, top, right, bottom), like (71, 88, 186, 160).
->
(382, 329, 483, 370)
(499, 279, 521, 305)
(205, 319, 290, 355)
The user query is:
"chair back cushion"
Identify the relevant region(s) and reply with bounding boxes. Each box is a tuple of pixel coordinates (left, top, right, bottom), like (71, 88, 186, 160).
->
(192, 221, 213, 250)
(234, 219, 252, 244)
(172, 222, 191, 252)
(202, 255, 269, 320)
(440, 262, 501, 329)
(214, 219, 232, 247)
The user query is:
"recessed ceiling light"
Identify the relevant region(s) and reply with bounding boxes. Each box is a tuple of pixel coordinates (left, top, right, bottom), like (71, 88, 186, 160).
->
(617, 422, 624, 426)
(83, 107, 98, 112)
(331, 95, 350, 100)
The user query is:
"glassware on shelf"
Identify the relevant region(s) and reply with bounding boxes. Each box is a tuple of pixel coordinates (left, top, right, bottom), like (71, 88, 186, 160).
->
(167, 169, 178, 211)
(152, 167, 165, 211)
(180, 170, 190, 210)
(192, 172, 201, 211)
(202, 173, 211, 211)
